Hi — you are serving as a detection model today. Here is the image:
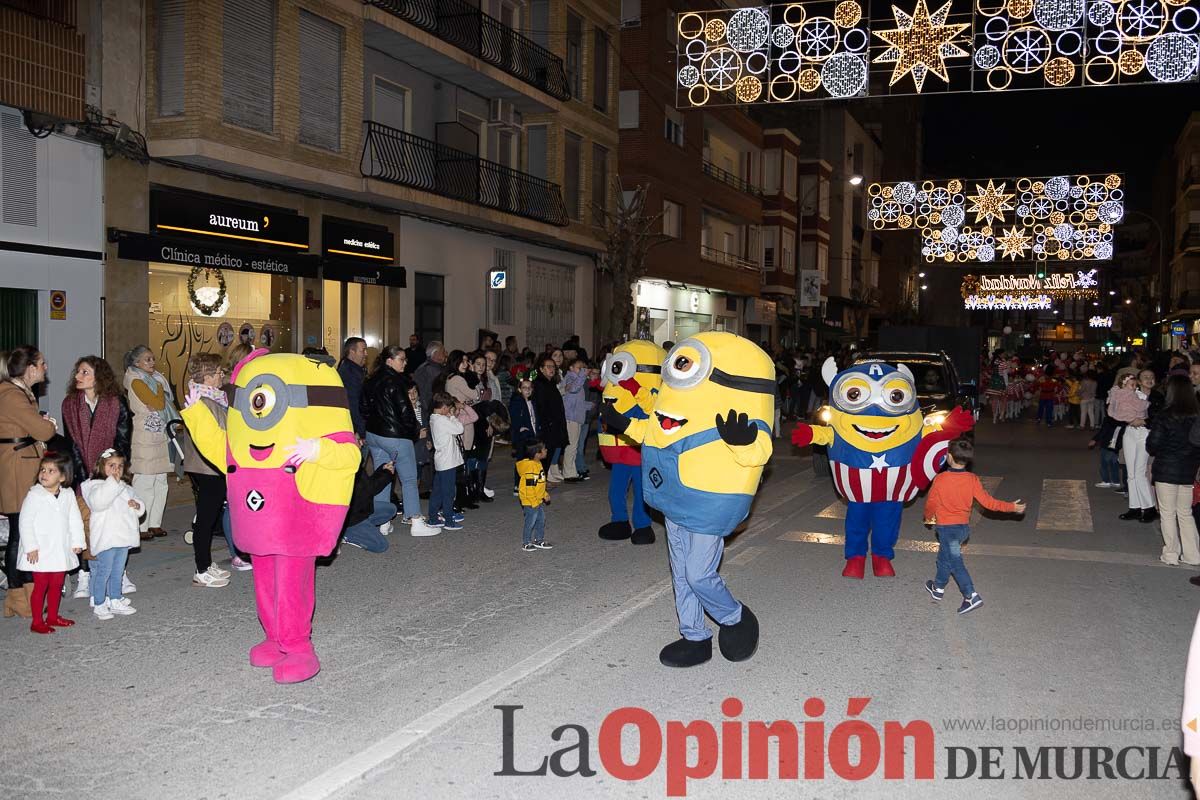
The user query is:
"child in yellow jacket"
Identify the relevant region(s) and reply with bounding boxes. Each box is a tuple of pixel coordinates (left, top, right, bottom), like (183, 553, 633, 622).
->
(516, 440, 552, 552)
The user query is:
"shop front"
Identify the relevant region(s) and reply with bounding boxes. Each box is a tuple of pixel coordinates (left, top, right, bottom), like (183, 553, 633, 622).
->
(633, 280, 742, 347)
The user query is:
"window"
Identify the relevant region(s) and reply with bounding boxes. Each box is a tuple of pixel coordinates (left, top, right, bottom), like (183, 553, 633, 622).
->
(620, 0, 641, 25)
(621, 189, 636, 209)
(564, 132, 582, 220)
(298, 11, 342, 151)
(157, 0, 186, 117)
(593, 28, 609, 112)
(566, 12, 583, 101)
(222, 0, 275, 133)
(414, 273, 445, 346)
(664, 107, 684, 147)
(618, 90, 639, 129)
(762, 228, 778, 269)
(799, 174, 817, 211)
(526, 125, 548, 179)
(591, 144, 608, 224)
(529, 0, 549, 46)
(491, 250, 515, 325)
(763, 150, 780, 194)
(783, 153, 797, 199)
(373, 78, 408, 132)
(782, 229, 795, 274)
(662, 200, 681, 238)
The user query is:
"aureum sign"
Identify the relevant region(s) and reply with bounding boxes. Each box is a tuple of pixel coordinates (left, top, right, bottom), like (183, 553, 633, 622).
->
(674, 1, 1200, 106)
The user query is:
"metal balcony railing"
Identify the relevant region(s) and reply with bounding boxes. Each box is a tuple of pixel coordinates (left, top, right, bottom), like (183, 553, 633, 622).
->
(361, 121, 568, 227)
(1182, 224, 1200, 252)
(701, 159, 761, 197)
(366, 0, 570, 101)
(700, 244, 761, 273)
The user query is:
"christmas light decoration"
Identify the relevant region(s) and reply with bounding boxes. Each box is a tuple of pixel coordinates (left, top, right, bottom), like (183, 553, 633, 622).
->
(967, 179, 1016, 224)
(1089, 315, 1113, 328)
(964, 294, 1054, 310)
(874, 0, 971, 91)
(961, 271, 1099, 300)
(996, 226, 1033, 260)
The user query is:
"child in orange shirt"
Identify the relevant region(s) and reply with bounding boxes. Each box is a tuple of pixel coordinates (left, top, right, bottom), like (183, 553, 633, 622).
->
(923, 438, 1026, 614)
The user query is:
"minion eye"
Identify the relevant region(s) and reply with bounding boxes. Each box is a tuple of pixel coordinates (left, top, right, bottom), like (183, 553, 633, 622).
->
(836, 380, 872, 410)
(662, 339, 711, 390)
(249, 386, 275, 418)
(674, 355, 692, 371)
(847, 387, 862, 402)
(883, 382, 914, 409)
(611, 361, 624, 376)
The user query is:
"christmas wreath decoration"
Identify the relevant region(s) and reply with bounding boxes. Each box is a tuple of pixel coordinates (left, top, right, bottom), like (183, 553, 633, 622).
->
(187, 267, 228, 316)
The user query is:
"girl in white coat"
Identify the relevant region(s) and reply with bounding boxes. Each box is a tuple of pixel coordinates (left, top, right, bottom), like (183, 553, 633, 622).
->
(81, 449, 144, 619)
(17, 452, 85, 634)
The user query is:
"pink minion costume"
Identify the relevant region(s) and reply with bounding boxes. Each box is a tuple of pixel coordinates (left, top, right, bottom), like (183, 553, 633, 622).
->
(182, 350, 358, 684)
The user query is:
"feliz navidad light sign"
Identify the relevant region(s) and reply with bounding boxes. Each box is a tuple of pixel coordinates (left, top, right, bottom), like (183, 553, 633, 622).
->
(961, 269, 1099, 308)
(674, 1, 1200, 106)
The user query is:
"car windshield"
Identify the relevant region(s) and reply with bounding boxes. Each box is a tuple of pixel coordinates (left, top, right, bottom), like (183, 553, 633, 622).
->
(861, 358, 949, 397)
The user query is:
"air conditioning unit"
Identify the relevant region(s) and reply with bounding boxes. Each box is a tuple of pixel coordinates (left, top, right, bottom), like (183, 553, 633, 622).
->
(488, 98, 522, 129)
(620, 17, 641, 28)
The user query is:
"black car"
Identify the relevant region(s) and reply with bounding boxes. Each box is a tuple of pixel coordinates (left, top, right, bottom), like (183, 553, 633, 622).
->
(809, 350, 976, 477)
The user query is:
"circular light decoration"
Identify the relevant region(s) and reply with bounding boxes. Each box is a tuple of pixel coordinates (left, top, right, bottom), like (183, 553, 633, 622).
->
(770, 74, 798, 100)
(1145, 32, 1200, 82)
(834, 0, 863, 27)
(779, 50, 802, 73)
(977, 244, 996, 262)
(984, 15, 1010, 41)
(745, 51, 769, 74)
(975, 44, 1002, 69)
(893, 181, 917, 204)
(1055, 30, 1083, 56)
(1117, 0, 1167, 42)
(798, 17, 839, 60)
(771, 25, 796, 49)
(1008, 0, 1034, 17)
(1045, 57, 1075, 85)
(702, 48, 742, 90)
(1176, 5, 1200, 32)
(1052, 222, 1075, 241)
(1118, 48, 1145, 75)
(797, 68, 822, 92)
(987, 66, 1014, 90)
(735, 74, 763, 102)
(784, 3, 807, 26)
(1097, 200, 1125, 223)
(686, 37, 708, 61)
(1104, 174, 1122, 189)
(678, 65, 701, 87)
(705, 19, 727, 43)
(726, 9, 770, 52)
(1044, 176, 1070, 200)
(188, 268, 229, 317)
(1034, 0, 1086, 30)
(1088, 0, 1117, 24)
(1094, 242, 1114, 259)
(940, 204, 966, 226)
(678, 13, 706, 39)
(843, 27, 870, 52)
(820, 52, 868, 97)
(1005, 28, 1051, 73)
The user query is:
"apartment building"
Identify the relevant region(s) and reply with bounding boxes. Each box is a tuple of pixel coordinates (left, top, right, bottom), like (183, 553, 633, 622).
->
(48, 0, 621, 389)
(1166, 112, 1200, 347)
(618, 0, 765, 348)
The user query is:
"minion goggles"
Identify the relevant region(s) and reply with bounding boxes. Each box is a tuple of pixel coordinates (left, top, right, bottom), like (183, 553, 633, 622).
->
(233, 373, 348, 431)
(663, 338, 776, 395)
(828, 364, 918, 417)
(601, 351, 661, 387)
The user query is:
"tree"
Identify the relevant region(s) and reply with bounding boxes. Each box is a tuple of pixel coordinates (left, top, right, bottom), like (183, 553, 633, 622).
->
(592, 177, 669, 344)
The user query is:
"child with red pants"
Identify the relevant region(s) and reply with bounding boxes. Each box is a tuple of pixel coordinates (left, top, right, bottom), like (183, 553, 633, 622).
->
(17, 452, 85, 634)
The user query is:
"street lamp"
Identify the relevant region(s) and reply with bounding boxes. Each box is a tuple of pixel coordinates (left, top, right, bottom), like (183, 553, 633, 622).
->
(793, 172, 863, 345)
(848, 174, 864, 187)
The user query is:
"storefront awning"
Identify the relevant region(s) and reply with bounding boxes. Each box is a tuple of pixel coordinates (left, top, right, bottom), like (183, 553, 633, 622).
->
(116, 231, 320, 278)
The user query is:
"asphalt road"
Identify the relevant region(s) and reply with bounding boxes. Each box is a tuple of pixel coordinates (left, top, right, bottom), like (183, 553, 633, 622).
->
(1, 421, 1196, 799)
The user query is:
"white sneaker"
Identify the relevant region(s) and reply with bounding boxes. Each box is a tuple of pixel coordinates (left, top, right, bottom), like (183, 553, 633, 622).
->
(547, 467, 564, 483)
(121, 572, 137, 594)
(207, 564, 231, 580)
(193, 570, 229, 588)
(93, 602, 114, 621)
(73, 573, 90, 599)
(108, 597, 137, 615)
(1094, 482, 1115, 489)
(482, 486, 495, 498)
(410, 517, 442, 537)
(379, 520, 394, 536)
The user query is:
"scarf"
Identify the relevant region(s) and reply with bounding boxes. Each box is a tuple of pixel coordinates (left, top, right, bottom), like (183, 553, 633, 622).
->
(129, 367, 181, 432)
(62, 392, 121, 473)
(189, 381, 229, 408)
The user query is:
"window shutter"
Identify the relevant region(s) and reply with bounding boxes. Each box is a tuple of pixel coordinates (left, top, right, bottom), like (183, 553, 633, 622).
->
(157, 0, 186, 117)
(299, 11, 343, 151)
(222, 0, 275, 133)
(0, 110, 37, 227)
(618, 90, 638, 129)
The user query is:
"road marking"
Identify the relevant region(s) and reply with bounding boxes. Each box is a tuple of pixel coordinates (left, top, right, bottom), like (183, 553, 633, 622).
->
(1036, 478, 1093, 532)
(971, 476, 1004, 524)
(778, 530, 1169, 568)
(727, 545, 766, 566)
(817, 499, 847, 519)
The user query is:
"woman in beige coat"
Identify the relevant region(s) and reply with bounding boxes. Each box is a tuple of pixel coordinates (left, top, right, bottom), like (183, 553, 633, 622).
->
(123, 345, 177, 539)
(1, 346, 58, 618)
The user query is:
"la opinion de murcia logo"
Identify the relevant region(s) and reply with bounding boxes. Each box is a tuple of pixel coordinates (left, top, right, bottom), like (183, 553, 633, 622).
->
(209, 213, 262, 233)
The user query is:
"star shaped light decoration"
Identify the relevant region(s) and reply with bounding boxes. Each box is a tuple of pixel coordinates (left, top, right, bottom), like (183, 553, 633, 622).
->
(996, 226, 1032, 260)
(967, 179, 1015, 225)
(873, 0, 970, 92)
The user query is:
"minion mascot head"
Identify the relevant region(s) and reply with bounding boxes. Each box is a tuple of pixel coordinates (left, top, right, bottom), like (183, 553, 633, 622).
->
(599, 339, 665, 451)
(641, 332, 775, 535)
(820, 357, 924, 467)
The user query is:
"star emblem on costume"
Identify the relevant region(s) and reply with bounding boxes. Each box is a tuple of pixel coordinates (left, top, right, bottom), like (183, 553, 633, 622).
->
(870, 454, 890, 471)
(873, 0, 970, 92)
(967, 179, 1015, 225)
(996, 226, 1032, 260)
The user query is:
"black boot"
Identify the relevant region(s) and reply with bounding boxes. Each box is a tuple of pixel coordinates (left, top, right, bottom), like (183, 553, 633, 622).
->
(1140, 507, 1159, 523)
(630, 526, 656, 545)
(718, 604, 759, 662)
(1118, 508, 1143, 521)
(460, 479, 479, 510)
(659, 637, 712, 668)
(598, 521, 632, 540)
(475, 470, 494, 503)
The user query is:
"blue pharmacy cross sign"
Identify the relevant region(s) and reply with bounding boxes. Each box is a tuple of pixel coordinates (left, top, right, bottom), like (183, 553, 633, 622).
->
(489, 269, 507, 289)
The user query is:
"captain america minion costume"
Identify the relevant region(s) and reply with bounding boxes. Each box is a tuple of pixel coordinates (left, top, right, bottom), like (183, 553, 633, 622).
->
(792, 358, 974, 579)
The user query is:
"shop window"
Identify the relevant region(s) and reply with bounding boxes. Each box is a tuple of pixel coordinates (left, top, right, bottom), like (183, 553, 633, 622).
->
(298, 10, 343, 151)
(157, 0, 186, 117)
(222, 0, 275, 133)
(492, 250, 515, 326)
(415, 272, 445, 346)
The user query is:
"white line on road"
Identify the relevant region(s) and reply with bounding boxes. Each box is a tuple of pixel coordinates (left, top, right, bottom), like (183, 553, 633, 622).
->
(1035, 478, 1093, 532)
(726, 545, 767, 566)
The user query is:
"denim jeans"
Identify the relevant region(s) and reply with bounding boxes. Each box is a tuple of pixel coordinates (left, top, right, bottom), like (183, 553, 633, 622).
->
(429, 468, 457, 524)
(90, 547, 129, 604)
(1099, 448, 1121, 485)
(1037, 399, 1054, 425)
(367, 433, 421, 520)
(934, 524, 975, 598)
(576, 417, 596, 474)
(343, 501, 396, 553)
(522, 504, 545, 545)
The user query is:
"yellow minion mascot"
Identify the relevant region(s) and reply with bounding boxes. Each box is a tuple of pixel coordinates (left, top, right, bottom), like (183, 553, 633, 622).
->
(601, 333, 774, 668)
(597, 340, 664, 545)
(182, 350, 358, 684)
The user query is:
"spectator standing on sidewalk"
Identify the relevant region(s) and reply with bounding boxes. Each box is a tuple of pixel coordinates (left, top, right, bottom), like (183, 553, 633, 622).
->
(337, 337, 368, 442)
(531, 356, 568, 483)
(123, 345, 178, 540)
(180, 353, 231, 589)
(561, 358, 590, 482)
(414, 341, 445, 415)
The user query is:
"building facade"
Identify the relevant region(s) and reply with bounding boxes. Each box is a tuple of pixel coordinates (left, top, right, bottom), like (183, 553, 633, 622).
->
(1166, 112, 1200, 347)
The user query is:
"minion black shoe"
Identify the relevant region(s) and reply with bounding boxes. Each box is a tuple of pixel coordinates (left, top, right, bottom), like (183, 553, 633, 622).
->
(598, 521, 632, 541)
(717, 604, 759, 662)
(630, 526, 656, 545)
(659, 637, 712, 668)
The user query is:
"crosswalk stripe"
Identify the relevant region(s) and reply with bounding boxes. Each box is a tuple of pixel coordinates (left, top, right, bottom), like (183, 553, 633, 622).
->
(726, 545, 767, 566)
(971, 476, 1004, 524)
(817, 499, 847, 519)
(777, 530, 1162, 567)
(1035, 478, 1093, 532)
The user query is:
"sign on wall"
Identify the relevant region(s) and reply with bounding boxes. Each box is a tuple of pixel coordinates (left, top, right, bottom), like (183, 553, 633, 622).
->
(151, 189, 310, 251)
(321, 217, 395, 263)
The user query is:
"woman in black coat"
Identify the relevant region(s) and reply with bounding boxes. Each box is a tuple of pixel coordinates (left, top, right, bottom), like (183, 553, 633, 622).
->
(360, 345, 422, 523)
(531, 356, 568, 482)
(1148, 375, 1200, 566)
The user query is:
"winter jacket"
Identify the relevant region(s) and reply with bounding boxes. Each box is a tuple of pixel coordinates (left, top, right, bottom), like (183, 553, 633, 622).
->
(445, 374, 480, 451)
(561, 369, 590, 424)
(0, 381, 56, 514)
(124, 368, 173, 475)
(337, 359, 367, 436)
(531, 373, 568, 451)
(413, 360, 443, 417)
(508, 393, 538, 459)
(17, 484, 85, 572)
(516, 458, 548, 507)
(361, 366, 420, 441)
(344, 462, 395, 530)
(181, 395, 228, 476)
(81, 477, 145, 554)
(61, 392, 133, 488)
(430, 413, 465, 472)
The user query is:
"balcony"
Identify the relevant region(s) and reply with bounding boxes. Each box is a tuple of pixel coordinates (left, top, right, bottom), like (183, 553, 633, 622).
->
(1182, 224, 1200, 252)
(701, 244, 761, 273)
(361, 120, 568, 227)
(701, 160, 761, 197)
(366, 0, 569, 101)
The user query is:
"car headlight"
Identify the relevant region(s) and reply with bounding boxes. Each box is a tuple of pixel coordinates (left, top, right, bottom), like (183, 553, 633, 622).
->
(926, 411, 947, 426)
(818, 407, 832, 424)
